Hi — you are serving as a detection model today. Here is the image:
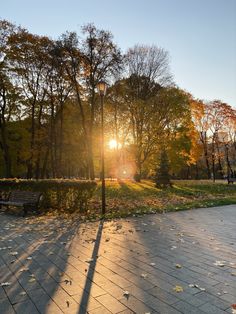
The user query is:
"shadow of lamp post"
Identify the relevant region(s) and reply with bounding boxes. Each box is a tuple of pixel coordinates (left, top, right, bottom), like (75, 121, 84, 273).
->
(97, 81, 107, 215)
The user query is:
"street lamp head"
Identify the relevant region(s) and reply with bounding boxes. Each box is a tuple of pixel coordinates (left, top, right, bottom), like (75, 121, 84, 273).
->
(97, 81, 107, 96)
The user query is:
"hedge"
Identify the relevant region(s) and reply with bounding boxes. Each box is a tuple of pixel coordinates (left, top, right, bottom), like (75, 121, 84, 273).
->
(0, 179, 97, 212)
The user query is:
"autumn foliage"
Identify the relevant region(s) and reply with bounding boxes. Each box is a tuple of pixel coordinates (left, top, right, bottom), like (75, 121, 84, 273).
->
(0, 19, 235, 181)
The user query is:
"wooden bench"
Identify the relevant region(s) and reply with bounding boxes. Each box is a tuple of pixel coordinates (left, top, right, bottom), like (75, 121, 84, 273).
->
(227, 177, 236, 184)
(0, 190, 42, 215)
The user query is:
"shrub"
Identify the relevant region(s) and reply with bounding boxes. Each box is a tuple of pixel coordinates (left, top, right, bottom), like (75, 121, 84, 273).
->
(0, 179, 97, 212)
(155, 149, 172, 188)
(133, 173, 141, 182)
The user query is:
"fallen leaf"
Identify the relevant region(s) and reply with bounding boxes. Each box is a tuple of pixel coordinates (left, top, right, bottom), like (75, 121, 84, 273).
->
(232, 304, 236, 314)
(175, 264, 182, 269)
(29, 278, 36, 283)
(214, 261, 226, 267)
(10, 252, 18, 256)
(19, 292, 27, 296)
(0, 282, 11, 286)
(86, 258, 94, 263)
(19, 268, 29, 272)
(173, 285, 183, 293)
(189, 284, 206, 291)
(64, 279, 72, 285)
(123, 290, 130, 297)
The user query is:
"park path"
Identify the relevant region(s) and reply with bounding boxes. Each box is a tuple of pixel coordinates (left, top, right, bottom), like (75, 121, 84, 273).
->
(0, 205, 235, 314)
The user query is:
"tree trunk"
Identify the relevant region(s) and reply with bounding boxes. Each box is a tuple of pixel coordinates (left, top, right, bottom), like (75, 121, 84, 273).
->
(87, 133, 95, 180)
(200, 132, 211, 179)
(225, 145, 233, 177)
(27, 101, 36, 178)
(41, 147, 49, 179)
(58, 103, 64, 177)
(0, 87, 12, 177)
(216, 141, 223, 178)
(195, 163, 199, 180)
(0, 123, 12, 177)
(50, 100, 56, 178)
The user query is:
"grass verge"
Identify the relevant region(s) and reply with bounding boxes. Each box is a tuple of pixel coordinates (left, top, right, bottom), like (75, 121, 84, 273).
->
(86, 179, 236, 220)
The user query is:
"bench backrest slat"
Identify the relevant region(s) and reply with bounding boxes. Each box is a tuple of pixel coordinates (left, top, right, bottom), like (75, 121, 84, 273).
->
(9, 190, 41, 203)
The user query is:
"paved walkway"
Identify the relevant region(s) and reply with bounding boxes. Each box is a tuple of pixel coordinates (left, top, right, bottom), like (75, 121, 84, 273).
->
(0, 205, 235, 314)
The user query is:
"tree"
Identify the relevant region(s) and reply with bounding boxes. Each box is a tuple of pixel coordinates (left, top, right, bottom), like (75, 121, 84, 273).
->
(155, 148, 172, 188)
(57, 25, 122, 179)
(121, 45, 173, 180)
(191, 99, 212, 179)
(7, 30, 52, 177)
(0, 20, 20, 177)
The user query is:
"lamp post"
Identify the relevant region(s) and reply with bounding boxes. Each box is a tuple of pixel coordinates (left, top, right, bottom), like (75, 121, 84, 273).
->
(97, 81, 107, 215)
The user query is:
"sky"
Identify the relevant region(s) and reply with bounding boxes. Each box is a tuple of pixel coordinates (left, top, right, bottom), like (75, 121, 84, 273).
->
(1, 0, 236, 106)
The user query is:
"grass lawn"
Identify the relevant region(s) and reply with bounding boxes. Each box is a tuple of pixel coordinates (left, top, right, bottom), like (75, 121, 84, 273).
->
(87, 179, 236, 219)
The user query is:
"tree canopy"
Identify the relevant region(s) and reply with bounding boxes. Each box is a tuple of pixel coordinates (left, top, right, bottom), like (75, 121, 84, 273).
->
(0, 19, 235, 181)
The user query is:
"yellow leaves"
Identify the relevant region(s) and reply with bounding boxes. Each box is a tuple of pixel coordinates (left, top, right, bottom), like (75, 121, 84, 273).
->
(19, 291, 27, 296)
(173, 285, 183, 293)
(29, 278, 36, 283)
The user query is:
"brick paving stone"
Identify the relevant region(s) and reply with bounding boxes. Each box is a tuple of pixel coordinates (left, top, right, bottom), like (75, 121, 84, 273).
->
(172, 300, 207, 314)
(13, 299, 39, 314)
(27, 287, 49, 302)
(119, 295, 154, 313)
(96, 294, 128, 313)
(0, 298, 15, 314)
(33, 296, 63, 314)
(199, 302, 229, 314)
(0, 205, 235, 314)
(88, 305, 113, 313)
(0, 286, 7, 300)
(147, 286, 180, 305)
(196, 292, 231, 310)
(72, 291, 101, 311)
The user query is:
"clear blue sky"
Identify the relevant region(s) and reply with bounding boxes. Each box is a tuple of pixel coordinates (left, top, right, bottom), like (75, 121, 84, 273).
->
(1, 0, 236, 106)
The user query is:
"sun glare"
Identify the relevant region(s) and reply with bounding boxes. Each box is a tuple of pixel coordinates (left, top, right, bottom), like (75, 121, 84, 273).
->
(108, 139, 120, 149)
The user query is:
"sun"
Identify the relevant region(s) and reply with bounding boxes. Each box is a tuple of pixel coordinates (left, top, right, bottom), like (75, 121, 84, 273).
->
(108, 139, 119, 149)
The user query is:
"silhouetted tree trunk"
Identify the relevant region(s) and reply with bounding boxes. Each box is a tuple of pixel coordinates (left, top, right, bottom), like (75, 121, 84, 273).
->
(0, 87, 12, 177)
(200, 131, 211, 179)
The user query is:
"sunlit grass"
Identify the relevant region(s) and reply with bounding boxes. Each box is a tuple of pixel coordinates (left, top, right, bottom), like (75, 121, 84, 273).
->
(89, 179, 236, 219)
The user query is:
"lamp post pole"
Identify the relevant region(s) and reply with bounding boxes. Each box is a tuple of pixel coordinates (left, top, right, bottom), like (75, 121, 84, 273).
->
(101, 93, 106, 215)
(97, 81, 107, 215)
